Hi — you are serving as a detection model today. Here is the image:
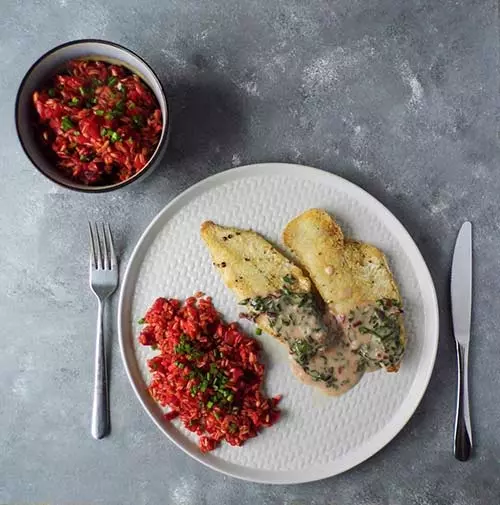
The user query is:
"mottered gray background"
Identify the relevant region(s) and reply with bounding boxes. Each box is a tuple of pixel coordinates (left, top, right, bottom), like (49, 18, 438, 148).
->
(1, 0, 499, 503)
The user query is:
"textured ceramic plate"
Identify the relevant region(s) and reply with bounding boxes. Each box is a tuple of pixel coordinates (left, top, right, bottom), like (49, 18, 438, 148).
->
(118, 163, 439, 484)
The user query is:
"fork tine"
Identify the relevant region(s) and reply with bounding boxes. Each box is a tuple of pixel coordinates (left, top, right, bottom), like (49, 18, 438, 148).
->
(105, 223, 117, 270)
(101, 223, 110, 270)
(88, 222, 97, 269)
(94, 222, 103, 269)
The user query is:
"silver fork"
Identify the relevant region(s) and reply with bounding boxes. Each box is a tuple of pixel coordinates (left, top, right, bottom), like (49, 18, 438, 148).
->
(88, 222, 118, 439)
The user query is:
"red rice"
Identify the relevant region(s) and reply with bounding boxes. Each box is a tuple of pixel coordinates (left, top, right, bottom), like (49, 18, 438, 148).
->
(32, 59, 162, 185)
(138, 295, 281, 452)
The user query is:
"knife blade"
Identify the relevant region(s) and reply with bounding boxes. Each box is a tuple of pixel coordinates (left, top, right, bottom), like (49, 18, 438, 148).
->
(451, 221, 472, 461)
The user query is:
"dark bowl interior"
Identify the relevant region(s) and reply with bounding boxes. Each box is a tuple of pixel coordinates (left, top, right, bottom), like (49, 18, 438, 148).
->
(15, 39, 169, 192)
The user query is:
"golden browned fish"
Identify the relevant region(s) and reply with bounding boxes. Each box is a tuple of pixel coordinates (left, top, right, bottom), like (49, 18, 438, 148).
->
(200, 221, 311, 337)
(283, 209, 405, 371)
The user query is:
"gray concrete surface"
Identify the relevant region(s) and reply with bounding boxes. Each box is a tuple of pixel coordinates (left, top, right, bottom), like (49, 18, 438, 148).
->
(1, 0, 499, 503)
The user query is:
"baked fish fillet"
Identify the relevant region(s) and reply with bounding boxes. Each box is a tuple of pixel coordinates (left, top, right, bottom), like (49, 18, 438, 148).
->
(283, 209, 405, 371)
(200, 221, 311, 336)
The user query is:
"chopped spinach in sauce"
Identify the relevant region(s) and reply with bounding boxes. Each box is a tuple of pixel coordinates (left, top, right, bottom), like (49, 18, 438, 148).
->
(346, 298, 404, 369)
(240, 277, 405, 394)
(240, 276, 337, 387)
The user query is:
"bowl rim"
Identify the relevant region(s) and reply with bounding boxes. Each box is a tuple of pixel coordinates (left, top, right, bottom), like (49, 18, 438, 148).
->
(15, 38, 170, 193)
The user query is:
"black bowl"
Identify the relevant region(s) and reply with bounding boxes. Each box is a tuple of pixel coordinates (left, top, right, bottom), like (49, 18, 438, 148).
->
(15, 39, 169, 192)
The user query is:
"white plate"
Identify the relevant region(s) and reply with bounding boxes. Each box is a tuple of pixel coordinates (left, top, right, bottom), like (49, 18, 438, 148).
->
(118, 163, 439, 484)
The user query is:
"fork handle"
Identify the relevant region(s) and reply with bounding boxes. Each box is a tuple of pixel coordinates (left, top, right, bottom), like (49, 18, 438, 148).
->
(454, 341, 472, 461)
(91, 301, 110, 439)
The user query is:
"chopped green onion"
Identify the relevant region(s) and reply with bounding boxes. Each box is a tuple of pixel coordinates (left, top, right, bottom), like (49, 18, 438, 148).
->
(128, 102, 136, 109)
(48, 88, 56, 97)
(69, 97, 79, 106)
(94, 109, 104, 116)
(100, 127, 107, 137)
(61, 116, 74, 131)
(104, 112, 114, 120)
(255, 328, 262, 336)
(132, 114, 144, 128)
(79, 86, 87, 96)
(73, 131, 80, 136)
(206, 401, 214, 409)
(107, 76, 118, 86)
(138, 318, 145, 324)
(213, 411, 221, 420)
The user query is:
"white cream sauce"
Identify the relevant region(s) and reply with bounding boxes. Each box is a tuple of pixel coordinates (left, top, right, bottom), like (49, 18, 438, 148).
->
(344, 301, 404, 371)
(242, 288, 404, 396)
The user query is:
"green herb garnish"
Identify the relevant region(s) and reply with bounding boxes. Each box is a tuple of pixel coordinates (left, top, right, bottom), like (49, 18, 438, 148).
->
(61, 116, 74, 131)
(107, 76, 118, 86)
(290, 339, 317, 367)
(48, 88, 56, 97)
(94, 109, 105, 116)
(132, 114, 144, 128)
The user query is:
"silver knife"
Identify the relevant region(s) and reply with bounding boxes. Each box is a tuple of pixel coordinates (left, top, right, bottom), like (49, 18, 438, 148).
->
(451, 221, 473, 461)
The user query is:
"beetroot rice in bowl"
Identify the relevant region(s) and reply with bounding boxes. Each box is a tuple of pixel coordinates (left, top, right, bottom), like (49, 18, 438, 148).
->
(15, 40, 169, 192)
(33, 59, 162, 185)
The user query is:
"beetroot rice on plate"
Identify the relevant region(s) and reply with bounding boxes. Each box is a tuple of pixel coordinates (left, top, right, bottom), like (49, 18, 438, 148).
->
(32, 59, 162, 185)
(138, 294, 281, 453)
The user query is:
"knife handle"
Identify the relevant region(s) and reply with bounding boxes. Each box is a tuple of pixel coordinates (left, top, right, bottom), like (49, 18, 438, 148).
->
(454, 341, 472, 461)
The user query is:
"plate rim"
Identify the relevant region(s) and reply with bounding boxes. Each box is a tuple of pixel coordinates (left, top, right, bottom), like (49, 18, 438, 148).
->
(117, 162, 439, 484)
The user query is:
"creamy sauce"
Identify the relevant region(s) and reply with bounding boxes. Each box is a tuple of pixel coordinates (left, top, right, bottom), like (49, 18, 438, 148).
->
(344, 299, 404, 371)
(241, 280, 404, 396)
(290, 340, 364, 396)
